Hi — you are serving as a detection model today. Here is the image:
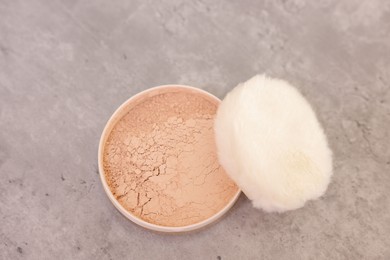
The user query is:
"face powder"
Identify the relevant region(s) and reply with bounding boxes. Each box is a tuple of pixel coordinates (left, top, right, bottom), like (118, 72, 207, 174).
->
(99, 86, 240, 232)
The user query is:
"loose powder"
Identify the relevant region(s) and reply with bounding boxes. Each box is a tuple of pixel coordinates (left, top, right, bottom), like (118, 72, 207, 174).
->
(103, 89, 239, 227)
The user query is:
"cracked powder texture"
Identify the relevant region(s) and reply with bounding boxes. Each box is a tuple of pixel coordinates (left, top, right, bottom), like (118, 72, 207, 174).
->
(103, 90, 239, 227)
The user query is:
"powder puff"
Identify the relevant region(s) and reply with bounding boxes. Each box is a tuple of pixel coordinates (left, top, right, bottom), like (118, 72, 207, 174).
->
(215, 75, 333, 212)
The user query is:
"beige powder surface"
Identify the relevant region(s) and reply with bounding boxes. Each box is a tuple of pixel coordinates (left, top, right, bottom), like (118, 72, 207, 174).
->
(103, 90, 239, 227)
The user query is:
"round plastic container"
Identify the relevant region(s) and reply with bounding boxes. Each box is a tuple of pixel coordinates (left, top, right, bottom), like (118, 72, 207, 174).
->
(98, 85, 241, 233)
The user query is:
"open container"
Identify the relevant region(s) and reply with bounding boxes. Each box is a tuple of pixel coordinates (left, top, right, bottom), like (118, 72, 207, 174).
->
(98, 85, 241, 233)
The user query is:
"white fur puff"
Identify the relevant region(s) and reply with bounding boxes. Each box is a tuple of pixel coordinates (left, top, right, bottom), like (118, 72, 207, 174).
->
(215, 75, 333, 212)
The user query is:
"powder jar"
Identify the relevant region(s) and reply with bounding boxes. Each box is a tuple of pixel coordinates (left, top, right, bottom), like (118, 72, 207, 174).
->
(98, 85, 241, 232)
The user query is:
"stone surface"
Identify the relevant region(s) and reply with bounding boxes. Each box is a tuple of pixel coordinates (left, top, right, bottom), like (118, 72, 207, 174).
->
(0, 0, 389, 259)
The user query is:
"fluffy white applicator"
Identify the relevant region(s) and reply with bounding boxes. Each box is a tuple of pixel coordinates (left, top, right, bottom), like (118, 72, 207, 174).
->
(215, 75, 333, 212)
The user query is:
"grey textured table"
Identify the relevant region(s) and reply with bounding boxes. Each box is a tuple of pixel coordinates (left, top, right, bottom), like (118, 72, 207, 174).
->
(1, 0, 390, 259)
